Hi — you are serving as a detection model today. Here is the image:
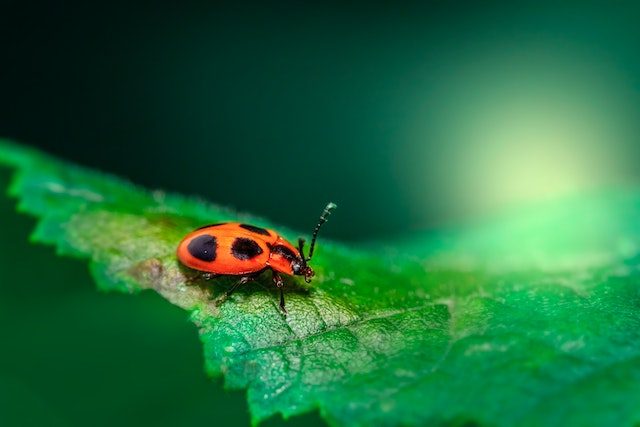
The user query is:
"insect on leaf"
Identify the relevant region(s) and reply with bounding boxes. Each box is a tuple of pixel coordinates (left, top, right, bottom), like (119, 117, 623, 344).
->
(1, 138, 640, 426)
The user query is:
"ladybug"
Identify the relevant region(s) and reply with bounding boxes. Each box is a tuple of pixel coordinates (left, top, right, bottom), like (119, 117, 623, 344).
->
(177, 202, 337, 312)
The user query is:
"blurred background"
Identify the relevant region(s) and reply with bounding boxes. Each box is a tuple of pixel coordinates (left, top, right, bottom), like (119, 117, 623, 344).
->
(1, 0, 639, 425)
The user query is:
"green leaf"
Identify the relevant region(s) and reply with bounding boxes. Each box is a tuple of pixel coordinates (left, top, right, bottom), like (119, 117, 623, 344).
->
(2, 138, 640, 426)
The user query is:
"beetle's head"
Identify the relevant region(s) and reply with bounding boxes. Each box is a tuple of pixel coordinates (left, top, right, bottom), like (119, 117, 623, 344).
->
(301, 265, 315, 283)
(291, 258, 315, 283)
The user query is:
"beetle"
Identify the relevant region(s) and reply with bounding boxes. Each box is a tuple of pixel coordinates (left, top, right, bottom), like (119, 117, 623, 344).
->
(177, 202, 337, 312)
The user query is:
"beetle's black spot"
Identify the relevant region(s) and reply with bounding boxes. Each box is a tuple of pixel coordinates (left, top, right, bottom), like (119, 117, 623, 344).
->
(231, 237, 263, 260)
(239, 224, 271, 236)
(187, 235, 217, 261)
(196, 222, 227, 231)
(271, 244, 298, 261)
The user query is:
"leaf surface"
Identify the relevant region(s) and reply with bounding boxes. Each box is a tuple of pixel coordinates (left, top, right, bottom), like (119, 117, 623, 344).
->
(2, 139, 640, 426)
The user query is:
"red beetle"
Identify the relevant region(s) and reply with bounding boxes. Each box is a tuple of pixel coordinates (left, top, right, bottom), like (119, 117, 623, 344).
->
(177, 203, 336, 312)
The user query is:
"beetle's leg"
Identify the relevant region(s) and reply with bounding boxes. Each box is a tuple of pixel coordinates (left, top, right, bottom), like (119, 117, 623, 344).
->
(226, 275, 252, 298)
(185, 271, 218, 285)
(214, 275, 252, 305)
(272, 271, 287, 314)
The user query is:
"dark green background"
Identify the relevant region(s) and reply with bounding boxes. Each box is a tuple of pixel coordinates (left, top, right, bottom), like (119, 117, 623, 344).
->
(1, 1, 640, 426)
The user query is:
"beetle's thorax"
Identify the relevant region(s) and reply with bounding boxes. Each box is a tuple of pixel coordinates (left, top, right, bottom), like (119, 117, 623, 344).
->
(266, 237, 302, 275)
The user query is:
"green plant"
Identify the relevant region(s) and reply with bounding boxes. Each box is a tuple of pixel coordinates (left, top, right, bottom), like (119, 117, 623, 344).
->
(2, 139, 640, 426)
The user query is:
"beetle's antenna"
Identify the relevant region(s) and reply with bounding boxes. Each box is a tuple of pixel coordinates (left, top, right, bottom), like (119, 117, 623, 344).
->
(297, 238, 307, 266)
(307, 202, 337, 261)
